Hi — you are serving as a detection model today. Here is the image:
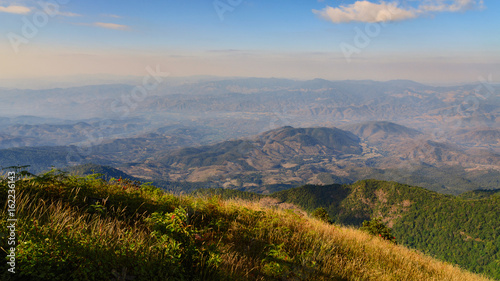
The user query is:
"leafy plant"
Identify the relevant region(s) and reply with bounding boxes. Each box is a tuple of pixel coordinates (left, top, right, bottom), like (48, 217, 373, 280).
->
(311, 207, 330, 223)
(361, 218, 396, 243)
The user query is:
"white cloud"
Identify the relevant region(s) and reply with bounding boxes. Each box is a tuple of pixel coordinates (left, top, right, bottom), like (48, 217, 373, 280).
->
(93, 22, 129, 30)
(0, 2, 80, 16)
(314, 0, 484, 23)
(314, 1, 416, 23)
(0, 5, 31, 14)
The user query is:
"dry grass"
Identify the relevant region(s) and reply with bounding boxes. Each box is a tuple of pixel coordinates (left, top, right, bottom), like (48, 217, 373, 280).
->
(215, 198, 492, 281)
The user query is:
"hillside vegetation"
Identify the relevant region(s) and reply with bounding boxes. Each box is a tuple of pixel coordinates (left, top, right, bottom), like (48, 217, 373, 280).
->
(201, 180, 500, 279)
(0, 171, 491, 281)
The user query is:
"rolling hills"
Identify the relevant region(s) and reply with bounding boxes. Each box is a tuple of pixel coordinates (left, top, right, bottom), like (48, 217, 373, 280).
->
(1, 122, 498, 195)
(119, 124, 500, 195)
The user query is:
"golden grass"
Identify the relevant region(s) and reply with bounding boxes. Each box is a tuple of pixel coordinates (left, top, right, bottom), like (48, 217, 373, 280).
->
(215, 198, 492, 281)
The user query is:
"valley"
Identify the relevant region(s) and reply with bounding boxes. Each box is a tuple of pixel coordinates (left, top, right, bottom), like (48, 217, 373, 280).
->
(0, 78, 498, 195)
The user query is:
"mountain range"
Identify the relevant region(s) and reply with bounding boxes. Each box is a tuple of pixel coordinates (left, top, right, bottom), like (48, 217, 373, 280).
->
(115, 124, 500, 195)
(0, 78, 498, 195)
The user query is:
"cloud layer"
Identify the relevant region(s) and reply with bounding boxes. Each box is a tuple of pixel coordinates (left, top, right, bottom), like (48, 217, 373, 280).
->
(314, 0, 484, 23)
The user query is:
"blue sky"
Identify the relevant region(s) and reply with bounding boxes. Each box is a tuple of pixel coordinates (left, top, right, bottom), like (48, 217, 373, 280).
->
(0, 0, 498, 84)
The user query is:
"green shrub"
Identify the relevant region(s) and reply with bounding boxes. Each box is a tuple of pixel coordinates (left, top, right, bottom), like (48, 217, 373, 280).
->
(361, 218, 396, 243)
(311, 207, 330, 223)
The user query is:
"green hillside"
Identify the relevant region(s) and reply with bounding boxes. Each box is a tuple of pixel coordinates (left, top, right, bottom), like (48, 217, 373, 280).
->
(65, 163, 140, 181)
(0, 171, 491, 281)
(201, 180, 500, 279)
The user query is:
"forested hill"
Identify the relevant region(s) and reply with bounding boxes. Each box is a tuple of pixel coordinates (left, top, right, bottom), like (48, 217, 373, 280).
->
(195, 180, 500, 279)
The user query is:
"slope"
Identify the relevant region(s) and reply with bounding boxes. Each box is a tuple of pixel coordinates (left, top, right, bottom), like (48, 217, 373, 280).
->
(202, 180, 500, 279)
(0, 172, 491, 281)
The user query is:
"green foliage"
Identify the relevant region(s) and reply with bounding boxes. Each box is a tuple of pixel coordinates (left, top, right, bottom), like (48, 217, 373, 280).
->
(202, 179, 500, 280)
(87, 202, 107, 215)
(191, 187, 264, 202)
(66, 163, 138, 182)
(311, 207, 330, 223)
(140, 182, 164, 197)
(0, 171, 224, 281)
(361, 218, 396, 243)
(262, 243, 293, 278)
(145, 208, 222, 276)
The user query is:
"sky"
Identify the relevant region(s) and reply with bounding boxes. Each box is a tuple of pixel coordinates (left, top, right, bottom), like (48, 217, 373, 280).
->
(0, 0, 499, 85)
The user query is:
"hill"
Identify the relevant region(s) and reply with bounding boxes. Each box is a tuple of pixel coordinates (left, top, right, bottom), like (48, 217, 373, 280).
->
(120, 125, 500, 195)
(0, 172, 491, 281)
(341, 121, 423, 144)
(135, 126, 365, 193)
(199, 180, 500, 279)
(65, 163, 140, 181)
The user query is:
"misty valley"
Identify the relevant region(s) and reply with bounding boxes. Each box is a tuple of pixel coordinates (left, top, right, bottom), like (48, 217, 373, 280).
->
(1, 77, 499, 280)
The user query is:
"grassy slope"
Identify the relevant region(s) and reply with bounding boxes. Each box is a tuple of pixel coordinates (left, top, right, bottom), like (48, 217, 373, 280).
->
(209, 180, 500, 279)
(0, 172, 492, 281)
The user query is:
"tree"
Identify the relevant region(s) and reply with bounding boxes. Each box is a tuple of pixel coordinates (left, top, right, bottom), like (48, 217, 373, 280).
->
(361, 218, 396, 243)
(311, 207, 330, 223)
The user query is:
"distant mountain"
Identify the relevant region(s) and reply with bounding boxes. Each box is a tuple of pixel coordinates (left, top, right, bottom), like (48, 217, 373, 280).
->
(0, 125, 219, 173)
(0, 146, 72, 173)
(342, 122, 500, 167)
(65, 163, 139, 181)
(141, 127, 363, 185)
(256, 126, 362, 155)
(0, 133, 37, 149)
(0, 84, 135, 118)
(1, 78, 498, 150)
(451, 128, 500, 153)
(341, 121, 422, 144)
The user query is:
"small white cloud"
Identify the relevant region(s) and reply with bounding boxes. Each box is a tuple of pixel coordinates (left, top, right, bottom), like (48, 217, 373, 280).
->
(102, 14, 122, 18)
(314, 0, 484, 23)
(57, 11, 81, 17)
(93, 22, 129, 30)
(419, 0, 483, 12)
(0, 5, 31, 14)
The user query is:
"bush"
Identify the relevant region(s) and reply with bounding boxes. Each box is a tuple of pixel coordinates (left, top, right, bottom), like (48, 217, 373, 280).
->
(360, 218, 396, 243)
(311, 207, 330, 223)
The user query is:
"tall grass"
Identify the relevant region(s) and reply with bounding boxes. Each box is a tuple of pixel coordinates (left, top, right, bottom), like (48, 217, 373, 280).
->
(0, 172, 493, 280)
(214, 198, 491, 281)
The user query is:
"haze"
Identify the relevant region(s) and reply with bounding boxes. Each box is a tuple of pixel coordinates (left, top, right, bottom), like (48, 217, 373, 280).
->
(0, 0, 499, 88)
